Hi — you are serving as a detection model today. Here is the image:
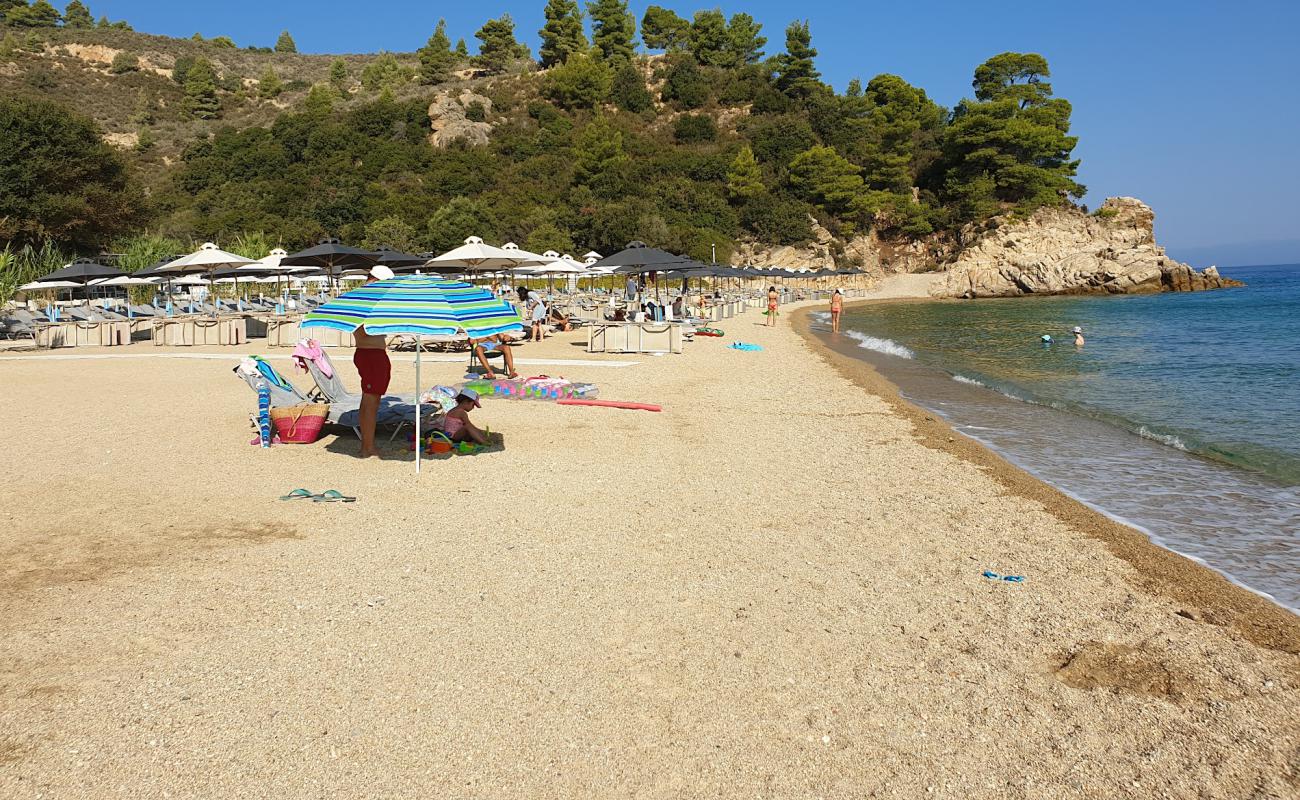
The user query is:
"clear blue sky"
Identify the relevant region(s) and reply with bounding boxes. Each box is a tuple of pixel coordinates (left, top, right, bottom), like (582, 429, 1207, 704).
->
(98, 0, 1300, 266)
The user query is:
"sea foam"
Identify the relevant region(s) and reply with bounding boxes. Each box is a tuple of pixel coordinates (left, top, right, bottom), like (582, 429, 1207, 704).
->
(952, 374, 984, 387)
(845, 330, 914, 359)
(1137, 426, 1189, 452)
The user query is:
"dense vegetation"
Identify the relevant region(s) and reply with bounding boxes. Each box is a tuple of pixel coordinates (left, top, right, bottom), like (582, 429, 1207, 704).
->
(0, 0, 1086, 277)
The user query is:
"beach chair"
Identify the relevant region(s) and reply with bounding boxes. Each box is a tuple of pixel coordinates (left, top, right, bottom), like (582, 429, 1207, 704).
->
(291, 345, 431, 439)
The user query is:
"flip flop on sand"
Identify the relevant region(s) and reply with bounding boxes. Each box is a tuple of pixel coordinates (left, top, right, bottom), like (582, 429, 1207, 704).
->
(279, 488, 316, 501)
(982, 570, 1025, 582)
(312, 489, 356, 503)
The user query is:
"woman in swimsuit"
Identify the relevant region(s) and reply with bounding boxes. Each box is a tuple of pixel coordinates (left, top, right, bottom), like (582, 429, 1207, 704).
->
(766, 286, 779, 327)
(829, 289, 843, 332)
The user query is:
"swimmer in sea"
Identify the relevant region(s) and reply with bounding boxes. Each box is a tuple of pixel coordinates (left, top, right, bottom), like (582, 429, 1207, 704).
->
(1040, 334, 1053, 346)
(1072, 326, 1085, 347)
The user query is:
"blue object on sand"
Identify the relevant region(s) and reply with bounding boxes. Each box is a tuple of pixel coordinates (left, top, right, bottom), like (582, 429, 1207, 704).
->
(730, 342, 764, 351)
(982, 570, 1026, 583)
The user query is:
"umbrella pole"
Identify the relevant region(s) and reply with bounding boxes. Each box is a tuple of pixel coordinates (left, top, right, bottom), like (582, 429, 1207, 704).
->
(415, 337, 422, 475)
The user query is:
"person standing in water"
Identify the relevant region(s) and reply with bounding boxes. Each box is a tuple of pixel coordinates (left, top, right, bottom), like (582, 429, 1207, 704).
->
(829, 289, 843, 332)
(1072, 326, 1085, 347)
(353, 264, 395, 458)
(766, 286, 779, 327)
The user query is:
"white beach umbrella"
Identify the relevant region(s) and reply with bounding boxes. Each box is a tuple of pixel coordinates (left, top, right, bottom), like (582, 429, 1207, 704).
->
(90, 275, 158, 286)
(156, 242, 256, 275)
(170, 275, 212, 286)
(425, 236, 534, 273)
(19, 280, 82, 291)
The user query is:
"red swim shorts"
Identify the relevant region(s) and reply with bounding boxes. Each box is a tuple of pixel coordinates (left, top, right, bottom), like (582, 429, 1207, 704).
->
(353, 348, 391, 396)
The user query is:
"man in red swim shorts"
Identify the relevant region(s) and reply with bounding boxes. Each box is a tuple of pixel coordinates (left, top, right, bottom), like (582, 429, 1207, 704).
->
(354, 264, 394, 457)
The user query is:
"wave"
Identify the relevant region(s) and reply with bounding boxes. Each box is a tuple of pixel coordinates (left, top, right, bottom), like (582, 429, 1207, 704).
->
(845, 330, 914, 359)
(1136, 426, 1189, 452)
(952, 374, 984, 387)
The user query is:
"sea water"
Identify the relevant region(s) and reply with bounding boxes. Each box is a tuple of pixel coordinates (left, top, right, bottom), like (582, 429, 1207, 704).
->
(816, 264, 1300, 611)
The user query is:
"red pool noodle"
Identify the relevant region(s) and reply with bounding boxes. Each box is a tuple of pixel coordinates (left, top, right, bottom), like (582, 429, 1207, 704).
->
(556, 399, 662, 412)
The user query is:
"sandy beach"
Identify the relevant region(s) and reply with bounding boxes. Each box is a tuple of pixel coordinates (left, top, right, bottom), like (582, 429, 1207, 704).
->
(2, 293, 1298, 798)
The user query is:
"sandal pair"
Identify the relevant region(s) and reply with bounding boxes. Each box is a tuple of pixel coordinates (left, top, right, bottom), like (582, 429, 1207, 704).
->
(279, 489, 357, 503)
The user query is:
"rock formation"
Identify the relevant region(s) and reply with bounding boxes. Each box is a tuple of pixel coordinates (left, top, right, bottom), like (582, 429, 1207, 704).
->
(929, 197, 1241, 298)
(427, 90, 494, 149)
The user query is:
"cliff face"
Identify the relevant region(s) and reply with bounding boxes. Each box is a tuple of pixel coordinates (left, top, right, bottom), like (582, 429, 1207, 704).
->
(928, 197, 1240, 298)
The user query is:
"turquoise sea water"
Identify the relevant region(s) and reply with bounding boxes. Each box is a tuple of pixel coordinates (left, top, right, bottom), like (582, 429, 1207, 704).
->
(818, 264, 1299, 610)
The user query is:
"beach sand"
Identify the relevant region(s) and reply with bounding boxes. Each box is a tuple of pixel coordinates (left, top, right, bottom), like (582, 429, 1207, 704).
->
(1, 298, 1297, 798)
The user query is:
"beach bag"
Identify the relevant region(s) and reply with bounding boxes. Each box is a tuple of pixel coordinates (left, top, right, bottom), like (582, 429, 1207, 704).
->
(269, 403, 329, 444)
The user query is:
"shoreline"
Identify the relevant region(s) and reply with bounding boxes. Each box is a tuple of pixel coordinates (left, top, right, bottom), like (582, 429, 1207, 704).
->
(793, 298, 1300, 653)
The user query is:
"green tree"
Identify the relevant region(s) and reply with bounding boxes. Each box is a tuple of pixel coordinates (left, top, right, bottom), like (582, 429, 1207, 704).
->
(363, 215, 420, 252)
(329, 58, 349, 92)
(673, 113, 716, 143)
(258, 66, 283, 98)
(62, 1, 92, 28)
(210, 35, 237, 49)
(587, 0, 636, 64)
(660, 55, 707, 109)
(109, 50, 137, 74)
(725, 13, 765, 67)
(573, 115, 627, 186)
(417, 19, 457, 84)
(726, 144, 764, 199)
(303, 83, 335, 115)
(455, 38, 469, 57)
(640, 5, 689, 52)
(939, 52, 1083, 218)
(474, 14, 529, 74)
(0, 97, 142, 249)
(6, 0, 61, 26)
(172, 55, 195, 85)
(360, 53, 412, 91)
(427, 197, 498, 253)
(538, 0, 586, 68)
(523, 222, 575, 255)
(183, 57, 221, 119)
(772, 20, 820, 100)
(859, 74, 944, 194)
(788, 145, 862, 215)
(275, 30, 297, 54)
(543, 52, 611, 110)
(609, 62, 651, 112)
(688, 10, 727, 67)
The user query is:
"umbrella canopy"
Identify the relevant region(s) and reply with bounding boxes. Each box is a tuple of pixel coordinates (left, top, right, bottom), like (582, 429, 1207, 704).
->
(37, 259, 125, 284)
(156, 242, 255, 275)
(280, 238, 379, 275)
(500, 242, 553, 269)
(19, 279, 82, 291)
(425, 236, 534, 273)
(301, 277, 525, 339)
(170, 275, 212, 286)
(90, 275, 158, 286)
(592, 241, 693, 275)
(372, 246, 430, 270)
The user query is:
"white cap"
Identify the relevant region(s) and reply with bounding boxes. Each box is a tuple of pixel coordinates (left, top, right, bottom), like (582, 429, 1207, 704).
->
(369, 264, 395, 280)
(1072, 326, 1083, 334)
(457, 387, 481, 408)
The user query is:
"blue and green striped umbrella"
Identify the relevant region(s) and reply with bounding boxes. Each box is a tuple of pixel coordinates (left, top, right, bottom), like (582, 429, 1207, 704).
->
(300, 277, 523, 473)
(301, 276, 524, 338)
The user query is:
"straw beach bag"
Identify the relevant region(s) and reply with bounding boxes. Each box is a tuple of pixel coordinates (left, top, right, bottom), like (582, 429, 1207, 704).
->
(269, 403, 329, 444)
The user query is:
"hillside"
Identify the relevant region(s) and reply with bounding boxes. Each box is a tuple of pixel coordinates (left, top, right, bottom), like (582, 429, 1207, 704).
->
(0, 2, 1229, 298)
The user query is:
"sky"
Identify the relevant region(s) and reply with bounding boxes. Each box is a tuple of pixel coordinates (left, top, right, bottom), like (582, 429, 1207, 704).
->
(96, 0, 1300, 266)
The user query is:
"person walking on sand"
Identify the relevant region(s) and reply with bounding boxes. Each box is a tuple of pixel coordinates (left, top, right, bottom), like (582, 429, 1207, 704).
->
(1072, 326, 1085, 347)
(830, 289, 843, 332)
(353, 264, 395, 458)
(766, 286, 779, 327)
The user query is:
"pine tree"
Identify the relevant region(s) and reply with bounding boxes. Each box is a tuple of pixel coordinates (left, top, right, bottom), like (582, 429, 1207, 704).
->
(538, 0, 586, 68)
(788, 145, 862, 215)
(62, 1, 93, 29)
(455, 38, 469, 57)
(474, 15, 528, 74)
(329, 58, 349, 92)
(95, 14, 108, 28)
(640, 5, 689, 52)
(418, 19, 456, 84)
(542, 52, 611, 110)
(258, 66, 283, 98)
(275, 30, 297, 53)
(587, 0, 635, 64)
(109, 50, 138, 74)
(609, 62, 651, 112)
(725, 13, 765, 67)
(573, 115, 627, 185)
(687, 10, 727, 67)
(183, 57, 221, 119)
(303, 83, 335, 116)
(7, 0, 61, 27)
(727, 145, 765, 200)
(773, 20, 820, 100)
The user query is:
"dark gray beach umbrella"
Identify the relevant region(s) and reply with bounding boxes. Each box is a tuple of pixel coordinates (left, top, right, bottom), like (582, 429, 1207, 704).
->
(372, 246, 431, 272)
(594, 241, 693, 275)
(280, 238, 380, 276)
(38, 259, 125, 284)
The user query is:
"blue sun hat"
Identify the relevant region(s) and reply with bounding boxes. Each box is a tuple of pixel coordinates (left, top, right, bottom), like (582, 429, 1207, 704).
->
(1041, 334, 1053, 343)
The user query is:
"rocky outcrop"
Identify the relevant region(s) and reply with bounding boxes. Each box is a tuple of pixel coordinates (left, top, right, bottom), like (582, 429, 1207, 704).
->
(930, 197, 1241, 298)
(427, 90, 494, 149)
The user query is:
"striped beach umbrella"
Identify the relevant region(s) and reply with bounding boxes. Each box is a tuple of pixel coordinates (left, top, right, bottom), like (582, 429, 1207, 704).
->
(301, 277, 525, 472)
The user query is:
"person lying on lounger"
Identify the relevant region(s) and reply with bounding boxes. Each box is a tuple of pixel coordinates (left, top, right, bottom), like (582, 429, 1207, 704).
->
(443, 389, 489, 445)
(547, 306, 573, 332)
(471, 334, 518, 379)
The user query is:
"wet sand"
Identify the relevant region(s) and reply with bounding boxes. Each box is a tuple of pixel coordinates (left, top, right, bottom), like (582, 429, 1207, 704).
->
(1, 300, 1297, 798)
